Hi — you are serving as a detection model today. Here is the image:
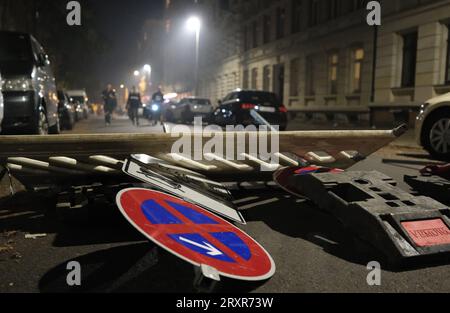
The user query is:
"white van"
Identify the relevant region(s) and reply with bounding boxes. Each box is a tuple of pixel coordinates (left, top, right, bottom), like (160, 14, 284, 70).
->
(67, 89, 89, 120)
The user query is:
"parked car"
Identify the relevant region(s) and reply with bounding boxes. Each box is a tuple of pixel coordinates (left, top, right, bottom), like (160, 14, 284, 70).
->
(0, 31, 60, 135)
(0, 72, 4, 133)
(57, 90, 76, 130)
(416, 93, 450, 160)
(67, 90, 89, 120)
(211, 90, 288, 130)
(165, 97, 213, 124)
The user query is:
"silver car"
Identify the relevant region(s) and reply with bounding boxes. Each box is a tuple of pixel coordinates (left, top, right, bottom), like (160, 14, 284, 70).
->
(166, 97, 213, 124)
(416, 92, 450, 160)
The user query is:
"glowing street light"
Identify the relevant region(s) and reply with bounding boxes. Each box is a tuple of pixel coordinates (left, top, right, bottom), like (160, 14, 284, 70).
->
(133, 70, 140, 77)
(186, 16, 201, 33)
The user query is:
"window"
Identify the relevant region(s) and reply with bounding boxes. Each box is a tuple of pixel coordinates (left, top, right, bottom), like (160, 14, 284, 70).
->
(290, 58, 300, 96)
(276, 7, 286, 39)
(328, 53, 339, 94)
(263, 15, 271, 44)
(263, 65, 271, 91)
(252, 21, 258, 48)
(327, 0, 339, 20)
(243, 70, 249, 89)
(401, 32, 418, 88)
(251, 68, 258, 89)
(243, 26, 249, 51)
(351, 0, 367, 11)
(446, 25, 450, 84)
(306, 56, 316, 96)
(350, 48, 364, 93)
(308, 0, 319, 27)
(292, 1, 302, 33)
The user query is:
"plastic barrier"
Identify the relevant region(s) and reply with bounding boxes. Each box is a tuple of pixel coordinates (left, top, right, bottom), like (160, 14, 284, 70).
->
(289, 171, 450, 265)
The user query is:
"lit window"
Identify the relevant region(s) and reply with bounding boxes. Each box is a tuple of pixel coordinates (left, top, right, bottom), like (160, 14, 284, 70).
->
(328, 53, 339, 94)
(351, 48, 364, 93)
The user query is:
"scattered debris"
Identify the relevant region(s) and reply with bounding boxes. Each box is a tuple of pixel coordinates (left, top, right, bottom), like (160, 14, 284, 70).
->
(2, 231, 17, 239)
(24, 233, 47, 240)
(0, 245, 13, 254)
(10, 252, 22, 260)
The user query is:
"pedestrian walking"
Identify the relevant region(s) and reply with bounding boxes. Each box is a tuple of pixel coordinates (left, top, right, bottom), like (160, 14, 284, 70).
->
(102, 84, 117, 125)
(126, 86, 142, 126)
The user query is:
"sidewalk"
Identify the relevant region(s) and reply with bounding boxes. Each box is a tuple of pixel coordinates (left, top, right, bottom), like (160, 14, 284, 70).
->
(390, 129, 420, 149)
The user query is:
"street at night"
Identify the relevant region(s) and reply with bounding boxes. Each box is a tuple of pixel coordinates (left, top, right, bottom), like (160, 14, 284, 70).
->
(0, 116, 449, 293)
(1, 0, 450, 302)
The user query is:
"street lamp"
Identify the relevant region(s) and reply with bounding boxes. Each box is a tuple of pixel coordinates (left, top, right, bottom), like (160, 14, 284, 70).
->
(143, 64, 152, 73)
(133, 70, 140, 77)
(186, 16, 201, 96)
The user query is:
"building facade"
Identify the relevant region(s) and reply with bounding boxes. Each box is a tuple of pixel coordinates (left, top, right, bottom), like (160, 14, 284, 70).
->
(192, 0, 450, 111)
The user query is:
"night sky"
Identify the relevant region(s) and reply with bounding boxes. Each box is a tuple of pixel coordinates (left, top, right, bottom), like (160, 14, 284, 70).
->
(90, 0, 164, 88)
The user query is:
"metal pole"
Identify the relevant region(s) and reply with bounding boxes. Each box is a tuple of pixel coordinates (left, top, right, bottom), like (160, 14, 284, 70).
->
(194, 28, 200, 97)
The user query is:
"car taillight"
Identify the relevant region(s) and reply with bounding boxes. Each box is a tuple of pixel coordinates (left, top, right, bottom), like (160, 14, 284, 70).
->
(279, 105, 288, 113)
(241, 103, 256, 110)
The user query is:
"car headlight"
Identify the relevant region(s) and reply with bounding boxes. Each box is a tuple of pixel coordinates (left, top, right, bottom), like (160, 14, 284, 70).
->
(420, 103, 430, 112)
(419, 103, 430, 115)
(2, 77, 34, 91)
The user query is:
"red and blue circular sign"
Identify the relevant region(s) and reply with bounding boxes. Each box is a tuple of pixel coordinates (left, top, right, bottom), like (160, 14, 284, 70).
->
(116, 188, 275, 281)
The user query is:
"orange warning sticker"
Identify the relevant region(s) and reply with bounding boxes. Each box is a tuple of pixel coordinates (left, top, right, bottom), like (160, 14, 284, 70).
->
(402, 219, 450, 247)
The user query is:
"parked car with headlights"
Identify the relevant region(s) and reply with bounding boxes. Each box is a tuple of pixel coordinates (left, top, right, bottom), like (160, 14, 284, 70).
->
(165, 97, 213, 124)
(67, 90, 89, 120)
(211, 90, 288, 130)
(57, 90, 76, 130)
(0, 31, 60, 134)
(0, 72, 4, 133)
(416, 93, 450, 160)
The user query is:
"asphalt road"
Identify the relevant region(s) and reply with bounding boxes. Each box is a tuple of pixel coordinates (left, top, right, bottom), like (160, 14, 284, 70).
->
(0, 115, 449, 293)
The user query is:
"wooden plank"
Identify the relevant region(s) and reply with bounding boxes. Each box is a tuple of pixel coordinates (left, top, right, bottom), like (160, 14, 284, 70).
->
(0, 127, 405, 175)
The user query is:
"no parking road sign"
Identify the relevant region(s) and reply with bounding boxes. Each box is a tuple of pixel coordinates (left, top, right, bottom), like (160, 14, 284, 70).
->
(116, 188, 275, 281)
